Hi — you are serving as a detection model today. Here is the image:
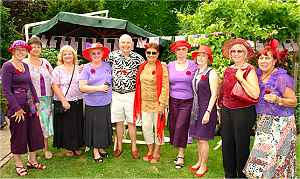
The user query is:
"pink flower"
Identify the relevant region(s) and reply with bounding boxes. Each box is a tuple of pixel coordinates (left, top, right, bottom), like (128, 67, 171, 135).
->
(90, 68, 96, 74)
(200, 75, 208, 80)
(152, 70, 156, 75)
(186, 71, 191, 76)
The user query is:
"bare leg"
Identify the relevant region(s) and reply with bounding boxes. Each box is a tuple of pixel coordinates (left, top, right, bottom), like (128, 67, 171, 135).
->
(44, 137, 52, 159)
(115, 121, 124, 151)
(127, 123, 137, 151)
(150, 144, 161, 163)
(28, 152, 37, 163)
(191, 140, 202, 169)
(196, 140, 209, 175)
(14, 154, 23, 167)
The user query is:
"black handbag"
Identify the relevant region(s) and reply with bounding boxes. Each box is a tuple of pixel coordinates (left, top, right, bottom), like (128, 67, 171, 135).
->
(54, 65, 75, 115)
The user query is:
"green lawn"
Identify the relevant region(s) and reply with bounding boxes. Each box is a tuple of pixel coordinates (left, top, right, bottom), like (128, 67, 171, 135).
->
(0, 135, 299, 178)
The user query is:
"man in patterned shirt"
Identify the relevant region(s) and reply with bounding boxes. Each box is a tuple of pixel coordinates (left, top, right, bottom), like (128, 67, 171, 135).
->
(107, 34, 145, 159)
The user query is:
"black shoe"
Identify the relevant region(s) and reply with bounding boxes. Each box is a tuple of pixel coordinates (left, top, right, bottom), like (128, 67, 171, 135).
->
(94, 156, 103, 163)
(100, 152, 108, 158)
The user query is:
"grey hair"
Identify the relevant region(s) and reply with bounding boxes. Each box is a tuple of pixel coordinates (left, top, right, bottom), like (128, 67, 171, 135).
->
(119, 34, 132, 43)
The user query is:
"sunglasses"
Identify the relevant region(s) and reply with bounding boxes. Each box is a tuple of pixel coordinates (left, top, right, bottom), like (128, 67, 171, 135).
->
(146, 51, 157, 55)
(230, 50, 244, 54)
(90, 51, 102, 56)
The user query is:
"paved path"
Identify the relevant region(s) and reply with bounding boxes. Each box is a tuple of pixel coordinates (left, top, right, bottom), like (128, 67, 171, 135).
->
(0, 117, 12, 168)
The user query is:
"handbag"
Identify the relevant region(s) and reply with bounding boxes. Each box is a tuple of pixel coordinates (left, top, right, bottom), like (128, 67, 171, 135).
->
(54, 65, 75, 115)
(231, 67, 258, 104)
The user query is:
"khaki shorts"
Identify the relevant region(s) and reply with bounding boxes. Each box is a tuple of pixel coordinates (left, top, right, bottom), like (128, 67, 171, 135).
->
(111, 91, 135, 124)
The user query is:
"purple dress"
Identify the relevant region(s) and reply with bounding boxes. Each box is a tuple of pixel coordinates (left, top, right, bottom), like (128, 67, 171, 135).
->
(1, 61, 44, 154)
(189, 69, 217, 140)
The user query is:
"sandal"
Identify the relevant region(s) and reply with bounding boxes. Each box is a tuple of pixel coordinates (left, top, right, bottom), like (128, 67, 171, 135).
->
(195, 166, 208, 177)
(150, 156, 160, 164)
(16, 166, 27, 176)
(100, 152, 108, 158)
(94, 156, 103, 163)
(175, 156, 184, 169)
(143, 154, 153, 161)
(27, 161, 46, 170)
(73, 150, 81, 156)
(65, 150, 74, 157)
(189, 165, 201, 173)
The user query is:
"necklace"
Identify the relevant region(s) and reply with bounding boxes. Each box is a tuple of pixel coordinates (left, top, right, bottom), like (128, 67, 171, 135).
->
(233, 63, 248, 69)
(11, 60, 25, 73)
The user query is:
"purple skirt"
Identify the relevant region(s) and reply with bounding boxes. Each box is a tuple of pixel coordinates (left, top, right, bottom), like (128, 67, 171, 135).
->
(168, 97, 193, 148)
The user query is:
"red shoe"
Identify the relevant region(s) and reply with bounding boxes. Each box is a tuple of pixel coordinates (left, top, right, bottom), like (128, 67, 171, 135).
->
(143, 154, 153, 161)
(195, 166, 208, 177)
(131, 150, 140, 159)
(113, 149, 123, 158)
(189, 165, 200, 173)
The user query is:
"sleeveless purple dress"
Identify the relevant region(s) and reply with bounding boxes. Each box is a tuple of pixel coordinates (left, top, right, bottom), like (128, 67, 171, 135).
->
(189, 69, 217, 140)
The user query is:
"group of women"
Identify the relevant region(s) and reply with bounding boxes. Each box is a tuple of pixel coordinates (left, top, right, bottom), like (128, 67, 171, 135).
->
(1, 35, 297, 178)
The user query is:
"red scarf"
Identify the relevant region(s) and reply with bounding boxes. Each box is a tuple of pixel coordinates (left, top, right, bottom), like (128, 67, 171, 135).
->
(133, 60, 166, 143)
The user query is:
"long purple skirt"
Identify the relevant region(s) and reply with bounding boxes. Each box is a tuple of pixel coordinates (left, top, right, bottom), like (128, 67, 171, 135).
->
(168, 97, 193, 148)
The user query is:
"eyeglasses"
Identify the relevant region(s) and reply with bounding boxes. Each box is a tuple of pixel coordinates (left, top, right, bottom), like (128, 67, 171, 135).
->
(176, 48, 187, 51)
(146, 51, 157, 55)
(90, 51, 102, 56)
(230, 50, 244, 54)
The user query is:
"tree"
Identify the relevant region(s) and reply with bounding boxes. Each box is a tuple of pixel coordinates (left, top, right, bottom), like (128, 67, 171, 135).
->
(0, 5, 21, 60)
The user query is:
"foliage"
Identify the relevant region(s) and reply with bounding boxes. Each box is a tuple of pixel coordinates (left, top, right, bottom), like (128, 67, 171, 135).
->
(177, 0, 300, 41)
(0, 5, 22, 60)
(104, 0, 200, 36)
(2, 0, 105, 32)
(41, 48, 88, 67)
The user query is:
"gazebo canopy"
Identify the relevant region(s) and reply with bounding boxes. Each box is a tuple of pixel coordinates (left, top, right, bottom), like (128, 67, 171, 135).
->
(30, 12, 158, 38)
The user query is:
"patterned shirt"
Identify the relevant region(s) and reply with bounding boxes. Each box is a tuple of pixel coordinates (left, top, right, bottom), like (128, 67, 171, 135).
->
(107, 50, 145, 94)
(23, 58, 53, 97)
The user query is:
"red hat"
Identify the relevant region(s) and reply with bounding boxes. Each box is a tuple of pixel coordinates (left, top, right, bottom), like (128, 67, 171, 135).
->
(222, 38, 255, 59)
(191, 45, 213, 64)
(169, 40, 191, 53)
(82, 42, 110, 61)
(8, 40, 32, 53)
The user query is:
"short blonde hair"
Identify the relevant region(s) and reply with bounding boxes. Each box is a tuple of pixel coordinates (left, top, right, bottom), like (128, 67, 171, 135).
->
(57, 45, 78, 65)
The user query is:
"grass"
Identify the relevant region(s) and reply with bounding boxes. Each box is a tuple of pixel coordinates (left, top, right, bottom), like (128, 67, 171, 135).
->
(0, 135, 299, 178)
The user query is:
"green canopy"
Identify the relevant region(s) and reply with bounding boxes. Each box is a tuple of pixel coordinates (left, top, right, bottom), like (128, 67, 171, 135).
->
(31, 12, 157, 38)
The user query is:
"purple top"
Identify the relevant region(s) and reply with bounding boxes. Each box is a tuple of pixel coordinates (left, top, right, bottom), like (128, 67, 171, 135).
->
(79, 62, 112, 106)
(51, 65, 83, 101)
(256, 68, 295, 117)
(168, 60, 198, 99)
(1, 61, 39, 116)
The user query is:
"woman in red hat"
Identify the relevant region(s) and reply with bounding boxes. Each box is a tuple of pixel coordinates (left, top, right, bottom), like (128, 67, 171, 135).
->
(243, 40, 297, 178)
(168, 40, 198, 169)
(133, 42, 169, 163)
(52, 45, 83, 157)
(79, 43, 112, 163)
(2, 40, 45, 176)
(219, 38, 260, 178)
(189, 45, 219, 177)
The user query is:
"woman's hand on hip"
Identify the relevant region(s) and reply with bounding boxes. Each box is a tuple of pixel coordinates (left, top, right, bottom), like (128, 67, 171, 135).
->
(12, 109, 26, 123)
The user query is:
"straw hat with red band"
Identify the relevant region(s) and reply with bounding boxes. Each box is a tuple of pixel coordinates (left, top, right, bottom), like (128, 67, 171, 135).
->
(222, 38, 255, 59)
(8, 40, 32, 53)
(169, 40, 191, 53)
(82, 42, 110, 61)
(191, 45, 213, 64)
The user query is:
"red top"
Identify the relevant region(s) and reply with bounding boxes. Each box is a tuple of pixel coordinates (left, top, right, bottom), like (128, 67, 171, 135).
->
(221, 65, 256, 109)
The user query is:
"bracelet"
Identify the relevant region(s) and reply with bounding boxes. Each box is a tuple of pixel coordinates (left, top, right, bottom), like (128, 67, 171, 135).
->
(206, 110, 211, 113)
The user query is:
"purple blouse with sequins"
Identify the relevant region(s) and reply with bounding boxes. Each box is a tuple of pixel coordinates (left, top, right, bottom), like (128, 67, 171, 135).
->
(256, 68, 295, 117)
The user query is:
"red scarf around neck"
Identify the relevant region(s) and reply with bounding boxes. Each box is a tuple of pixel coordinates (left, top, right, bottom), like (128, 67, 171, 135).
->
(133, 60, 165, 143)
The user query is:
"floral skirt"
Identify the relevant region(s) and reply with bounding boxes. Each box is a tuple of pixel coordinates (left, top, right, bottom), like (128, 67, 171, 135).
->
(243, 114, 296, 178)
(38, 96, 54, 138)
